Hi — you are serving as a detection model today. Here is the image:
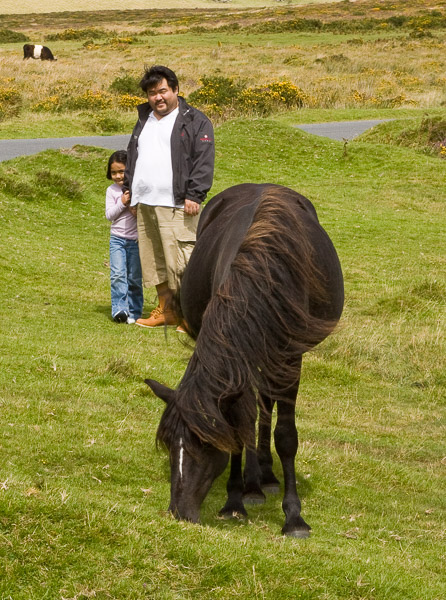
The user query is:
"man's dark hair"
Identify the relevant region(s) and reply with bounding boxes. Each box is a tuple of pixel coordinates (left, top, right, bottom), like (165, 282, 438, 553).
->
(106, 150, 127, 180)
(140, 65, 179, 94)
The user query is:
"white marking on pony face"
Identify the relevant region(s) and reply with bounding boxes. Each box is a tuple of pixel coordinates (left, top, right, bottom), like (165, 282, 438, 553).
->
(34, 45, 43, 59)
(179, 437, 184, 481)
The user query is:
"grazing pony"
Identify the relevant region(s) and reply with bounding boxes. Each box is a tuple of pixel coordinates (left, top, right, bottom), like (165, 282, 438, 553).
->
(146, 183, 344, 537)
(23, 44, 56, 61)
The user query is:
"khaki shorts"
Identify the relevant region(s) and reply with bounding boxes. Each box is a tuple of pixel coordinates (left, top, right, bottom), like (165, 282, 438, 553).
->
(137, 204, 199, 291)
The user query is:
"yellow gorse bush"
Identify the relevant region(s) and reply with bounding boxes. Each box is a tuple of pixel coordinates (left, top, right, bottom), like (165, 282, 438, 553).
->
(0, 87, 21, 105)
(68, 90, 113, 110)
(0, 87, 22, 120)
(31, 95, 61, 112)
(108, 36, 135, 47)
(117, 94, 142, 110)
(240, 81, 308, 115)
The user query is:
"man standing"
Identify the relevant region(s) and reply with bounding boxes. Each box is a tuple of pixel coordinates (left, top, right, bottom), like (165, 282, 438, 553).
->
(123, 65, 215, 328)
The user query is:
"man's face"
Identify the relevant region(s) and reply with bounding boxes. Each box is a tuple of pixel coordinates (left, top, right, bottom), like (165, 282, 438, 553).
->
(147, 78, 179, 119)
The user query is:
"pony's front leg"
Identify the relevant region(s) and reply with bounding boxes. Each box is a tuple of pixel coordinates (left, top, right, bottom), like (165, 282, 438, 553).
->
(274, 382, 311, 538)
(219, 451, 248, 519)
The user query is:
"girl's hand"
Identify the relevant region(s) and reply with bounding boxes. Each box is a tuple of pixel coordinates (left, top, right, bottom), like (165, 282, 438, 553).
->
(121, 191, 131, 206)
(129, 206, 137, 217)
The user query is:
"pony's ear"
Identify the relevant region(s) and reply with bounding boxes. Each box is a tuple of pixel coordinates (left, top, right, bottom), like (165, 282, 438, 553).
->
(144, 379, 175, 404)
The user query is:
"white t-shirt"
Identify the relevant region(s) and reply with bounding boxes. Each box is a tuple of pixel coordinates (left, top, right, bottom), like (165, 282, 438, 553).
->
(131, 107, 181, 208)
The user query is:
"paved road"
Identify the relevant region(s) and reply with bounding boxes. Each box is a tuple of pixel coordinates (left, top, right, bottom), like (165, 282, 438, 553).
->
(0, 134, 131, 162)
(295, 119, 393, 141)
(0, 120, 393, 162)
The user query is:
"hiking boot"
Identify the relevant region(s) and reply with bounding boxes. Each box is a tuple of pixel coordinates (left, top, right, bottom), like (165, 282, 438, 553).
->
(136, 306, 177, 328)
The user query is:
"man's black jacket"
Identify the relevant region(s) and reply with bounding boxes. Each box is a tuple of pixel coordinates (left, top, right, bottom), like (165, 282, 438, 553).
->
(123, 96, 215, 206)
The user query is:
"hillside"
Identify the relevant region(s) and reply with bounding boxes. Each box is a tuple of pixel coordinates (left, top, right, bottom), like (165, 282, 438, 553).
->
(0, 117, 445, 599)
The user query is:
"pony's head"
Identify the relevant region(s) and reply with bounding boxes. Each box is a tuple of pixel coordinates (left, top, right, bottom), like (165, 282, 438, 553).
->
(145, 379, 230, 523)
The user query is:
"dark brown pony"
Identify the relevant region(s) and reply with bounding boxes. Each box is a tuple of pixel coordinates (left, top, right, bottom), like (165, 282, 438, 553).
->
(146, 183, 344, 537)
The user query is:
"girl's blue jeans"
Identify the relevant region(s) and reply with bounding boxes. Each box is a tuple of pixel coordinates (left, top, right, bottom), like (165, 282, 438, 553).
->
(109, 235, 144, 320)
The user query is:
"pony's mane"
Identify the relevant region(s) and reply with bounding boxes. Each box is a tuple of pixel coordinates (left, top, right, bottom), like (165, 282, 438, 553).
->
(160, 189, 338, 452)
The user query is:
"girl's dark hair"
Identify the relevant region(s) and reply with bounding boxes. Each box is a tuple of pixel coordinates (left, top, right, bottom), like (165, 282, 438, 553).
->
(140, 65, 179, 94)
(106, 150, 127, 180)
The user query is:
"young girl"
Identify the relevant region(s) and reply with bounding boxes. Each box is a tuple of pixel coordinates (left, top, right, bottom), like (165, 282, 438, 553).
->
(105, 150, 143, 323)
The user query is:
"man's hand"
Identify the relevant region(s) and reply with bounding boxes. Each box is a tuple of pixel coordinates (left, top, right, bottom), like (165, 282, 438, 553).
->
(184, 199, 200, 216)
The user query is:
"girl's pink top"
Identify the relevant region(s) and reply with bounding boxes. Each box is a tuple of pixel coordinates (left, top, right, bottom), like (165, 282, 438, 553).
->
(105, 183, 138, 240)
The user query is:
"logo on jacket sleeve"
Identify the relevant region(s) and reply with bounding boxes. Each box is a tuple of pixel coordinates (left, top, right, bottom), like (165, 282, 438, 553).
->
(200, 134, 213, 142)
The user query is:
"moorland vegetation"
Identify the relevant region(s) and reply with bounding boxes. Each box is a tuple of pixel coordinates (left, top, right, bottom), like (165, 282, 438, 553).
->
(0, 0, 445, 154)
(0, 1, 445, 598)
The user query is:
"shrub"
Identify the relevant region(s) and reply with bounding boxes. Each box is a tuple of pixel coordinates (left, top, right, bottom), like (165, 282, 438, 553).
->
(117, 94, 143, 110)
(315, 54, 351, 73)
(188, 76, 244, 108)
(248, 18, 323, 34)
(107, 36, 137, 47)
(89, 112, 124, 134)
(374, 94, 417, 108)
(266, 81, 307, 107)
(0, 87, 22, 120)
(239, 87, 281, 116)
(36, 169, 84, 200)
(65, 90, 113, 111)
(240, 81, 307, 116)
(109, 72, 144, 97)
(283, 55, 302, 66)
(31, 95, 61, 113)
(188, 76, 307, 116)
(0, 168, 35, 200)
(0, 28, 28, 43)
(387, 15, 408, 28)
(423, 116, 446, 145)
(46, 28, 109, 41)
(395, 116, 446, 157)
(82, 40, 100, 50)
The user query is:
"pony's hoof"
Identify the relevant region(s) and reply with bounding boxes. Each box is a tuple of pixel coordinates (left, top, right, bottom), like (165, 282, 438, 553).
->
(282, 517, 311, 539)
(284, 528, 311, 539)
(262, 483, 280, 495)
(218, 503, 248, 520)
(243, 492, 266, 505)
(219, 509, 247, 520)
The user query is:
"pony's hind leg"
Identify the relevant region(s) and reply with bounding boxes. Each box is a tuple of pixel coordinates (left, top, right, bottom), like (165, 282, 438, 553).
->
(258, 392, 280, 493)
(243, 446, 265, 505)
(274, 367, 311, 538)
(219, 451, 248, 519)
(242, 392, 266, 504)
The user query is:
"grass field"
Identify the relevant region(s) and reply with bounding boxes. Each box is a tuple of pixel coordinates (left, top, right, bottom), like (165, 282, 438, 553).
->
(1, 0, 445, 598)
(1, 114, 445, 598)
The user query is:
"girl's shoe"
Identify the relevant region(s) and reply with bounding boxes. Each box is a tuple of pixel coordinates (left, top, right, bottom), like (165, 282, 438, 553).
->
(113, 310, 128, 323)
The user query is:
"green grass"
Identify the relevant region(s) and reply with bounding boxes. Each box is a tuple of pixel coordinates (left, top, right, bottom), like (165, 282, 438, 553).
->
(0, 107, 444, 141)
(0, 117, 445, 598)
(0, 112, 137, 139)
